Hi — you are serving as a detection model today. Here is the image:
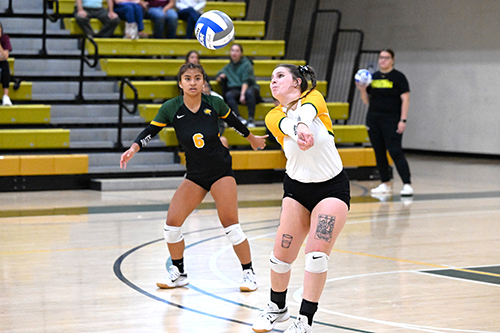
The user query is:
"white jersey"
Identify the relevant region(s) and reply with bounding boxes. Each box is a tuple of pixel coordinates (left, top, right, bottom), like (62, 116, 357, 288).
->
(265, 90, 344, 183)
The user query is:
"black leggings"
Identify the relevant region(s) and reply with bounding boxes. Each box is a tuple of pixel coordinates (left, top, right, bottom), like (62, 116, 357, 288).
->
(0, 60, 10, 89)
(366, 112, 411, 184)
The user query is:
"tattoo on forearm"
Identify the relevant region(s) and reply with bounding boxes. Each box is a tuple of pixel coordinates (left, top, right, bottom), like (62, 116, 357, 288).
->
(315, 214, 335, 242)
(281, 234, 293, 248)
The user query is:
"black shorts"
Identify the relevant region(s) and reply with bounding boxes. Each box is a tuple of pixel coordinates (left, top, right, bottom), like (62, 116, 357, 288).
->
(283, 169, 351, 212)
(186, 166, 235, 191)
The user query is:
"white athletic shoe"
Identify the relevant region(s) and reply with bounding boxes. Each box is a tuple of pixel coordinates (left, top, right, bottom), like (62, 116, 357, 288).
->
(400, 184, 414, 196)
(240, 269, 258, 292)
(2, 95, 12, 106)
(156, 265, 189, 289)
(284, 315, 312, 333)
(252, 301, 290, 332)
(371, 183, 392, 194)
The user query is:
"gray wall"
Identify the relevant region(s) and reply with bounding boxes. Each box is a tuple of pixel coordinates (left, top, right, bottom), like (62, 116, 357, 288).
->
(321, 0, 500, 155)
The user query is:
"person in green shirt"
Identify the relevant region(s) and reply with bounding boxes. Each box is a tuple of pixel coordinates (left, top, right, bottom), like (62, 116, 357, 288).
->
(216, 43, 262, 128)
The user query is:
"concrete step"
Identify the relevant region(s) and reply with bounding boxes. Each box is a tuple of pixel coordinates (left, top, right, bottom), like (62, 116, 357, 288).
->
(16, 59, 107, 77)
(88, 152, 175, 166)
(31, 92, 119, 101)
(31, 81, 115, 95)
(69, 128, 165, 149)
(0, 18, 64, 32)
(0, 0, 44, 13)
(90, 176, 185, 191)
(11, 38, 79, 54)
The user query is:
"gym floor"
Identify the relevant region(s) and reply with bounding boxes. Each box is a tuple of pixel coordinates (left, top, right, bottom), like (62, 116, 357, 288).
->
(1, 153, 499, 333)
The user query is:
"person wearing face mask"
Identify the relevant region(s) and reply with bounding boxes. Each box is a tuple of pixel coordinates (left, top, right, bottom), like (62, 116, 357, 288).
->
(356, 49, 413, 196)
(216, 43, 262, 128)
(252, 64, 350, 333)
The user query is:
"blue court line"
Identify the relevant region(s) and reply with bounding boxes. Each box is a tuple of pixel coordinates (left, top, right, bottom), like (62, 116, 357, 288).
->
(114, 222, 374, 333)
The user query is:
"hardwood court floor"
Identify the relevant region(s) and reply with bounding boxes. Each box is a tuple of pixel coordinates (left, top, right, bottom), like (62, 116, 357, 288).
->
(1, 154, 499, 333)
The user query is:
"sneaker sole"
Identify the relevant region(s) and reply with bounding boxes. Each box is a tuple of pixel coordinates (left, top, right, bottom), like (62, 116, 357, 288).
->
(240, 285, 258, 292)
(252, 316, 289, 333)
(156, 281, 189, 289)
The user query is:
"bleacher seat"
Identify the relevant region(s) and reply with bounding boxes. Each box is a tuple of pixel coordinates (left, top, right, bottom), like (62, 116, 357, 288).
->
(87, 39, 285, 57)
(0, 154, 88, 176)
(57, 0, 247, 18)
(0, 129, 70, 149)
(139, 102, 348, 123)
(124, 80, 327, 100)
(0, 105, 51, 124)
(178, 148, 381, 171)
(64, 18, 265, 38)
(100, 59, 305, 77)
(8, 82, 32, 101)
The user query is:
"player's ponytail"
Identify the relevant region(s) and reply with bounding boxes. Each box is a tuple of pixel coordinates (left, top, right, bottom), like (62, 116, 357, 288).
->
(278, 64, 317, 110)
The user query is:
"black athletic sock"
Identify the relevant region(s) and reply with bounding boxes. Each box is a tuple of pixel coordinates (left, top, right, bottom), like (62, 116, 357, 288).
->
(299, 299, 318, 326)
(172, 258, 184, 274)
(270, 289, 287, 310)
(242, 261, 253, 272)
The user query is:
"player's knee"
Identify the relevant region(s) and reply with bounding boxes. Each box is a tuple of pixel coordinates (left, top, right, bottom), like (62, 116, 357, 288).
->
(164, 225, 184, 244)
(304, 251, 329, 273)
(224, 224, 246, 246)
(269, 251, 292, 274)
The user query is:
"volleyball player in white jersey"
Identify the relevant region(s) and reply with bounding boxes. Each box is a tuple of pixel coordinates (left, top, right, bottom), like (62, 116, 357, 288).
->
(253, 65, 350, 333)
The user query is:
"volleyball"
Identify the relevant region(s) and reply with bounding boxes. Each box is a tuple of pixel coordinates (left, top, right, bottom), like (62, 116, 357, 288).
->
(354, 69, 372, 86)
(195, 10, 234, 50)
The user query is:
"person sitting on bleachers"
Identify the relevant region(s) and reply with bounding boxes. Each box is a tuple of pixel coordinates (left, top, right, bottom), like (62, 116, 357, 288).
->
(74, 0, 120, 38)
(216, 43, 262, 128)
(113, 0, 148, 39)
(0, 22, 13, 106)
(175, 0, 205, 39)
(145, 0, 178, 39)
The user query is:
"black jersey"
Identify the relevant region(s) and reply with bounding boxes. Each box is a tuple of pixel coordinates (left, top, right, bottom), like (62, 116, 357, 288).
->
(152, 94, 234, 176)
(367, 69, 410, 116)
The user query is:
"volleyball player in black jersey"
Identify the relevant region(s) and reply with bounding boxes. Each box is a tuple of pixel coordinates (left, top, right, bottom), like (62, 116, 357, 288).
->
(120, 63, 268, 291)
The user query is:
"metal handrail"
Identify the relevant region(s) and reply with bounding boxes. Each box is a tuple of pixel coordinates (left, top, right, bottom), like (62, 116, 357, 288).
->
(115, 78, 138, 150)
(76, 36, 100, 103)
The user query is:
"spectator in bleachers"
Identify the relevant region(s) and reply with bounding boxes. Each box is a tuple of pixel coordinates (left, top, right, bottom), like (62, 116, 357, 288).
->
(175, 0, 205, 39)
(185, 50, 200, 64)
(145, 0, 178, 39)
(74, 0, 120, 38)
(0, 22, 12, 106)
(113, 0, 148, 39)
(216, 43, 261, 128)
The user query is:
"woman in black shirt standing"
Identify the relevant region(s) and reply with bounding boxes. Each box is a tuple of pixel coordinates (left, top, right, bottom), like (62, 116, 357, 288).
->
(356, 49, 413, 196)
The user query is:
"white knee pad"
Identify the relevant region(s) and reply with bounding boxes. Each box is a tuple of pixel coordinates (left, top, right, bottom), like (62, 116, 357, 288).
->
(164, 225, 184, 244)
(269, 251, 292, 274)
(304, 251, 329, 273)
(224, 224, 246, 246)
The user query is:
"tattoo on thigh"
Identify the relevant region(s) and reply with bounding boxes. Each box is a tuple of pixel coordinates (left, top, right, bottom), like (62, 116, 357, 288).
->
(281, 234, 293, 248)
(315, 214, 335, 242)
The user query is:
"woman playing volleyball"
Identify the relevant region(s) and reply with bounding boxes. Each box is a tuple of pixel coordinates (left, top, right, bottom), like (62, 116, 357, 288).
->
(252, 64, 350, 333)
(120, 63, 267, 292)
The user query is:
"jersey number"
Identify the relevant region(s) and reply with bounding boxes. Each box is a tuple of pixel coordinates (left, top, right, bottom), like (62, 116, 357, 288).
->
(193, 133, 205, 149)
